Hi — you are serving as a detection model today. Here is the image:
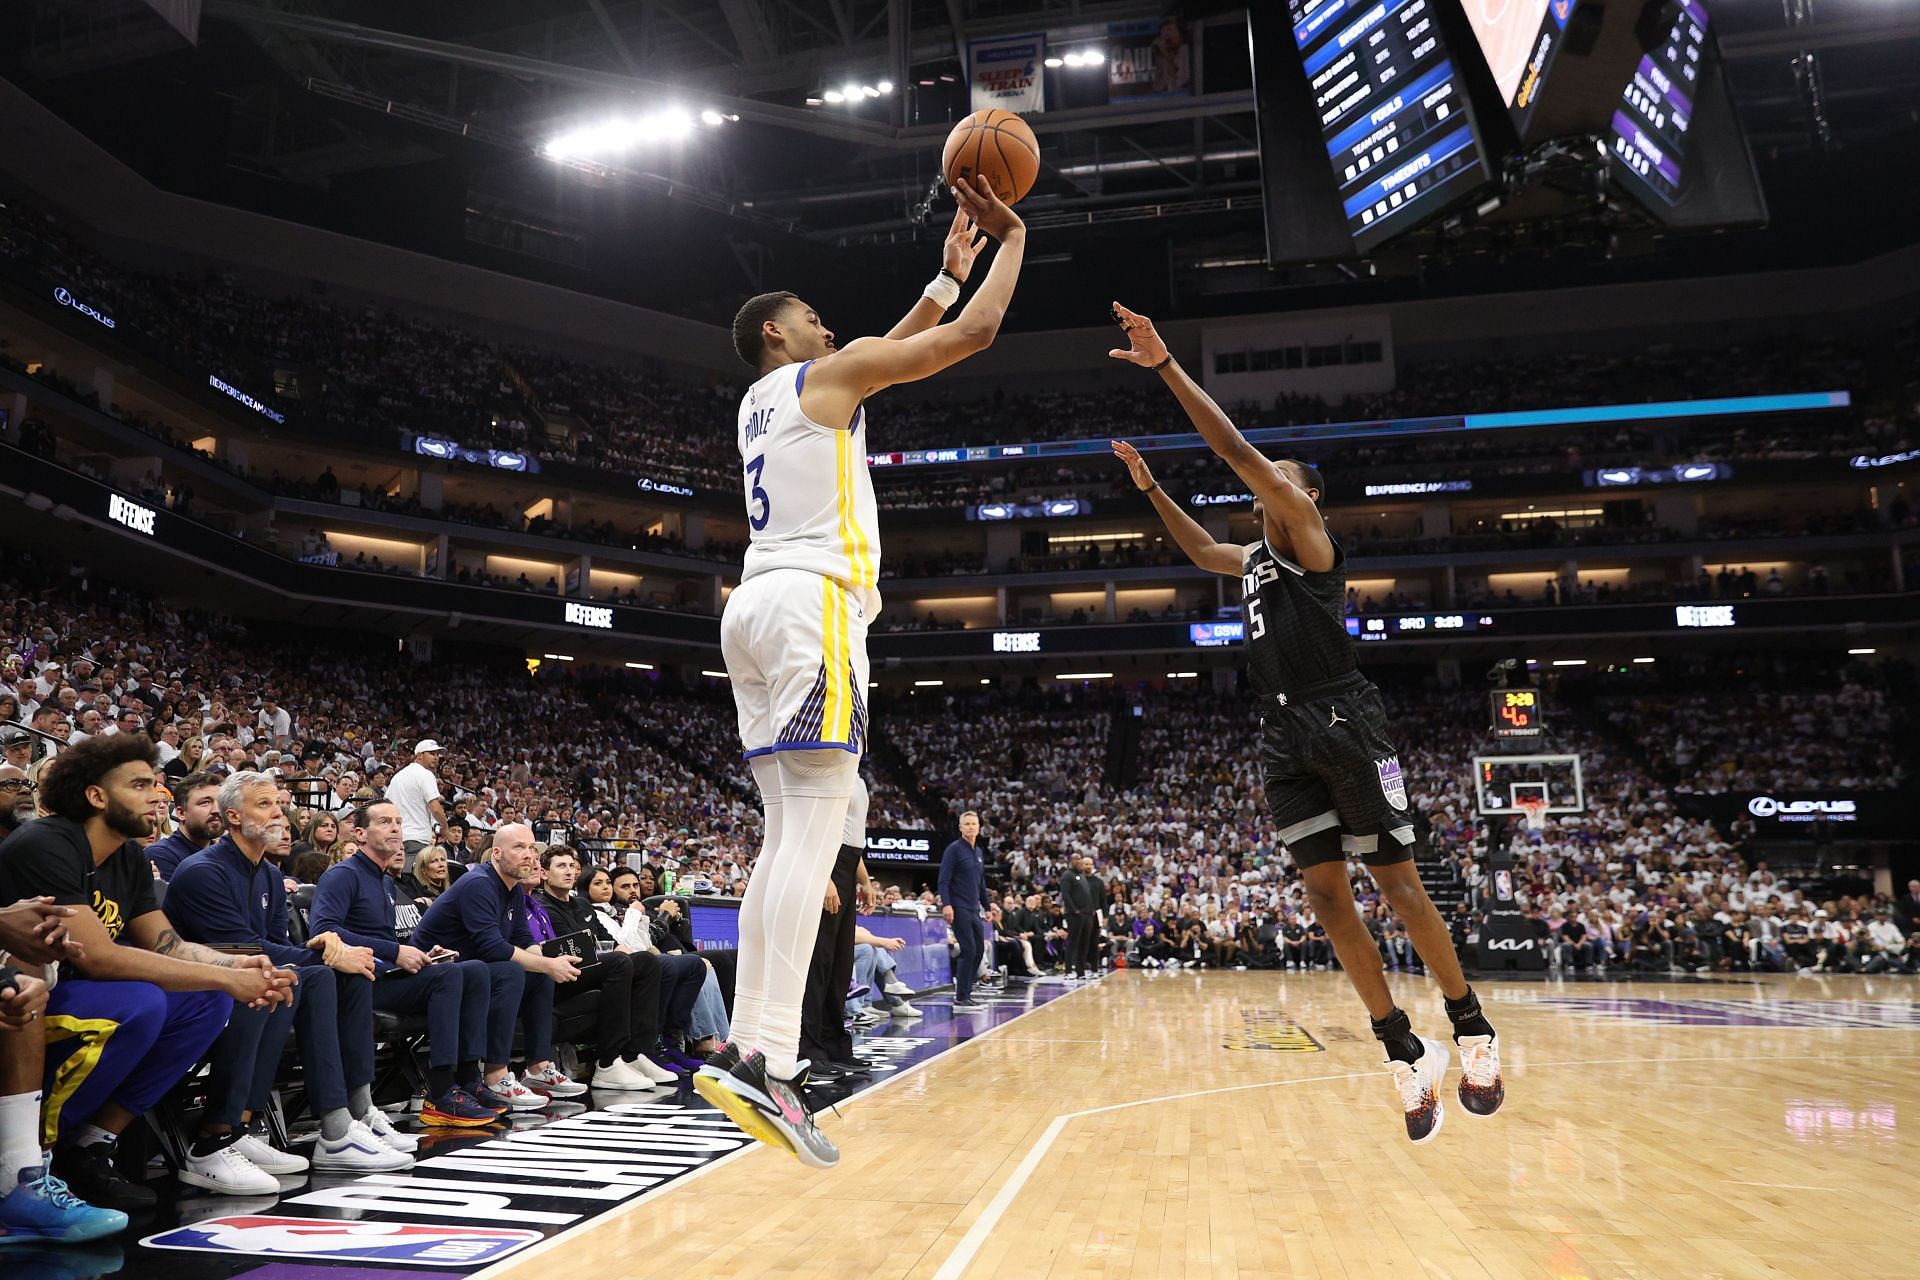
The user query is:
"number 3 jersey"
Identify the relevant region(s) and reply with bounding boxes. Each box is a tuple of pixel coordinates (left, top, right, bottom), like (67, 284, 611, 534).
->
(737, 358, 882, 614)
(1240, 532, 1357, 696)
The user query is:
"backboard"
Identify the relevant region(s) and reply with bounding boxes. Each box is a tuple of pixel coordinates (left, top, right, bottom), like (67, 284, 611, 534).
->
(1471, 753, 1584, 817)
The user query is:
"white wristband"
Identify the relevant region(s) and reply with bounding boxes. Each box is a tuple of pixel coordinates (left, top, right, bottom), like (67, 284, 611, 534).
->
(922, 272, 962, 309)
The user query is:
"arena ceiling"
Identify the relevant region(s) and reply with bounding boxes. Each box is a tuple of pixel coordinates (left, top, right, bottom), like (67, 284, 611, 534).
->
(4, 0, 1919, 328)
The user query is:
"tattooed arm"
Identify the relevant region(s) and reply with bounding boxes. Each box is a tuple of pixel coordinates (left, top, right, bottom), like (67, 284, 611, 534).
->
(64, 910, 291, 1006)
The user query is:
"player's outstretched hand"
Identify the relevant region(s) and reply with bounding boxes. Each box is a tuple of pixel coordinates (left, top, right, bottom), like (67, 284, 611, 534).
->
(952, 175, 1024, 241)
(943, 206, 987, 282)
(1111, 439, 1156, 492)
(1108, 301, 1169, 367)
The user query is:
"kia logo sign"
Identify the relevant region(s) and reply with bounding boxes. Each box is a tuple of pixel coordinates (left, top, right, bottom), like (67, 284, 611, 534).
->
(1747, 796, 1857, 821)
(1485, 938, 1534, 951)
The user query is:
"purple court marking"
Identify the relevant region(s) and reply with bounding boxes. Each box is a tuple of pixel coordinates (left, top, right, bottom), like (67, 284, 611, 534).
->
(1529, 996, 1920, 1029)
(119, 978, 1084, 1280)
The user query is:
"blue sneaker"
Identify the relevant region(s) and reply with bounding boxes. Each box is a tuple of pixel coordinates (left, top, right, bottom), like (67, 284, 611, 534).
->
(0, 1156, 130, 1245)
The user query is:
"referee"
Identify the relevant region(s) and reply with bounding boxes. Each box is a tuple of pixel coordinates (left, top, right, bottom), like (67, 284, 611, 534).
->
(938, 812, 986, 1010)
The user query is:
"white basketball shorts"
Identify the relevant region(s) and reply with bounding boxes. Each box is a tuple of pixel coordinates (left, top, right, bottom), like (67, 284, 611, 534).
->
(722, 568, 873, 758)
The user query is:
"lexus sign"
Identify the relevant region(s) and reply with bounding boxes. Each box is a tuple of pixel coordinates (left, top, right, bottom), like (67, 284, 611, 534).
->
(1746, 796, 1858, 822)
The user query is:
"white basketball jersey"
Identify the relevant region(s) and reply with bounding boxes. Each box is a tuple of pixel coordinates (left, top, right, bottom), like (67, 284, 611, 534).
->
(737, 358, 881, 607)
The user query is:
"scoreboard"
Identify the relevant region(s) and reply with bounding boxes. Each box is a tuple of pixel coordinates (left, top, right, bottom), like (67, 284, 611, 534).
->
(1287, 0, 1490, 249)
(1610, 0, 1709, 205)
(1490, 688, 1544, 738)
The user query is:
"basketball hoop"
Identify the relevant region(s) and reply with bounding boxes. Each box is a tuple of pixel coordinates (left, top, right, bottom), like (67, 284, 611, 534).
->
(1516, 797, 1550, 831)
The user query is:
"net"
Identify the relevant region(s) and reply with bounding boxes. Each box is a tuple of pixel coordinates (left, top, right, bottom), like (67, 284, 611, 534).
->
(1516, 796, 1550, 831)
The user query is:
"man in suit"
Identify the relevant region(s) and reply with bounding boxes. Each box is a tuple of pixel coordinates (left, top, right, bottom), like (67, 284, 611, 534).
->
(938, 812, 986, 1009)
(1061, 854, 1100, 979)
(1894, 879, 1920, 937)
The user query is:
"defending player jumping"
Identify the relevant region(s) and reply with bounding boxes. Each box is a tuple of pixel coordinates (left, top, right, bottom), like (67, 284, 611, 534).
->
(1106, 302, 1504, 1143)
(696, 177, 1028, 1166)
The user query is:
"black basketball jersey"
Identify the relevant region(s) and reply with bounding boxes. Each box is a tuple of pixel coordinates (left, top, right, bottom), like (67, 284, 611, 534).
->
(1239, 532, 1356, 696)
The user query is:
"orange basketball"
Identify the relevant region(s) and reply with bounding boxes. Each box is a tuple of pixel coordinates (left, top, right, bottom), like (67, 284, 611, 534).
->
(941, 108, 1040, 205)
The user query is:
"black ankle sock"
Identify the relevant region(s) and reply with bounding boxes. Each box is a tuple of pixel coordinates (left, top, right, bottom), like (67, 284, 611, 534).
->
(189, 1130, 242, 1158)
(1445, 987, 1496, 1040)
(1370, 1007, 1423, 1064)
(427, 1065, 457, 1098)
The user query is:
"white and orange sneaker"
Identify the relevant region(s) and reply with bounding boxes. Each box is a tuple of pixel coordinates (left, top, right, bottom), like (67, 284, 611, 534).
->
(1456, 1033, 1505, 1117)
(1387, 1036, 1449, 1143)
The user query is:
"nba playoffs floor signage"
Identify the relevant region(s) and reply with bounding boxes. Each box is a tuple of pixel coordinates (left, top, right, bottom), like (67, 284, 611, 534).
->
(1224, 1008, 1324, 1052)
(131, 986, 1076, 1276)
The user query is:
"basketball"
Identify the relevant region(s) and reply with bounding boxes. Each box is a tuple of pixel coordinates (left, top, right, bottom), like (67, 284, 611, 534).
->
(941, 108, 1040, 205)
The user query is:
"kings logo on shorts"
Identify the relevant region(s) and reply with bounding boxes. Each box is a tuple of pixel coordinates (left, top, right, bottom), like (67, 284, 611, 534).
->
(142, 1215, 544, 1265)
(1375, 757, 1408, 811)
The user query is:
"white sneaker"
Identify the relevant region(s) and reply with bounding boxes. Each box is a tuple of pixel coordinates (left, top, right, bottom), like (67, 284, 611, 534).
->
(1386, 1036, 1449, 1144)
(591, 1058, 656, 1091)
(232, 1131, 309, 1174)
(361, 1107, 419, 1153)
(180, 1140, 284, 1195)
(889, 1000, 922, 1018)
(1456, 1033, 1505, 1118)
(627, 1054, 682, 1085)
(312, 1120, 414, 1171)
(522, 1063, 589, 1097)
(882, 978, 914, 996)
(492, 1072, 550, 1111)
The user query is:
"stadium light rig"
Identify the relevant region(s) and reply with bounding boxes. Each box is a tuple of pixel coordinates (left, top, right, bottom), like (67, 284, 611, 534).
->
(1045, 49, 1106, 68)
(541, 108, 736, 160)
(812, 79, 893, 106)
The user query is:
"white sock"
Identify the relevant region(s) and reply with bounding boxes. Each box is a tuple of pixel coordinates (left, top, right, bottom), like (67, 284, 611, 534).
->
(730, 755, 785, 1054)
(65, 1121, 116, 1151)
(746, 752, 854, 1078)
(0, 1091, 42, 1195)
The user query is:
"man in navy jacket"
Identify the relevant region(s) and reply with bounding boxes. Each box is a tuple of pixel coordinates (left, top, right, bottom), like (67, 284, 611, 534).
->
(939, 811, 987, 1008)
(311, 800, 512, 1126)
(167, 771, 413, 1192)
(411, 823, 587, 1109)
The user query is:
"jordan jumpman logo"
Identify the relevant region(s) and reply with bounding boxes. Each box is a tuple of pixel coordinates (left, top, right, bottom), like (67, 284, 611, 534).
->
(1327, 706, 1347, 727)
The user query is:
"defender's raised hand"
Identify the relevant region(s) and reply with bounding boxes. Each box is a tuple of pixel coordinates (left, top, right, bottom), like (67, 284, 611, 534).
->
(1111, 439, 1156, 492)
(1108, 301, 1170, 368)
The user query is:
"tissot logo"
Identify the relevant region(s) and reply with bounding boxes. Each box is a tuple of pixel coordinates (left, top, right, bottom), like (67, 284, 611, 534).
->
(108, 494, 157, 536)
(1747, 796, 1857, 821)
(563, 602, 613, 630)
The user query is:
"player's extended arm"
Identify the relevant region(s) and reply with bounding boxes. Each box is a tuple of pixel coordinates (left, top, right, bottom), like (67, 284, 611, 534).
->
(1109, 439, 1244, 576)
(884, 207, 988, 341)
(809, 177, 1026, 414)
(1110, 302, 1333, 571)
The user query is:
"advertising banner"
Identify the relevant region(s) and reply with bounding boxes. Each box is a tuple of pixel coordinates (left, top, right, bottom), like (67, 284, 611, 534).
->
(1676, 792, 1900, 839)
(969, 34, 1046, 114)
(1107, 18, 1191, 101)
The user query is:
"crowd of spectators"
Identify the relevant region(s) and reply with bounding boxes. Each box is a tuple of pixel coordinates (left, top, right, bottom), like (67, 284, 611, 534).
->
(4, 195, 1914, 519)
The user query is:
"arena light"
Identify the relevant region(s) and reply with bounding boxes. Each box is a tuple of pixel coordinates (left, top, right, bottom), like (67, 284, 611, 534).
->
(823, 89, 845, 104)
(542, 107, 716, 159)
(625, 661, 654, 670)
(914, 679, 944, 687)
(1848, 647, 1877, 655)
(700, 109, 724, 126)
(877, 80, 894, 94)
(1167, 671, 1198, 678)
(841, 82, 862, 101)
(1632, 657, 1656, 664)
(1552, 659, 1587, 667)
(541, 653, 575, 662)
(701, 670, 729, 679)
(1055, 671, 1113, 681)
(980, 678, 992, 684)
(806, 96, 825, 106)
(1044, 56, 1064, 68)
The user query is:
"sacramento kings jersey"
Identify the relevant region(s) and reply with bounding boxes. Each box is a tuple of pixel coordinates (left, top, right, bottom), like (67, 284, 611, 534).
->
(736, 358, 882, 608)
(1239, 532, 1356, 696)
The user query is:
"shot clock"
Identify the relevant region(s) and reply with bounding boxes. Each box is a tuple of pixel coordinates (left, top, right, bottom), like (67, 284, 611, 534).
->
(1491, 688, 1544, 738)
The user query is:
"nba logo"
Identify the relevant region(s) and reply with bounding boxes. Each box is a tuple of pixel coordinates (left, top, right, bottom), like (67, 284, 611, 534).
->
(1375, 757, 1408, 811)
(143, 1215, 544, 1265)
(1495, 870, 1513, 902)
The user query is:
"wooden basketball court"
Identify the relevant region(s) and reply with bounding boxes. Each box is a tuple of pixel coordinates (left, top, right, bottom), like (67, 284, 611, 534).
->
(477, 971, 1918, 1280)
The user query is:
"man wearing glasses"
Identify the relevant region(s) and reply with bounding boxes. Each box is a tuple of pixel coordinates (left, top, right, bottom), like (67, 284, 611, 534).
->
(0, 763, 34, 842)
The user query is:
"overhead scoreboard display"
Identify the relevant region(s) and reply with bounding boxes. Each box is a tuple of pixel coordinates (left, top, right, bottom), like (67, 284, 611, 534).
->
(1610, 0, 1709, 206)
(1459, 0, 1577, 136)
(1490, 688, 1545, 738)
(1288, 0, 1490, 249)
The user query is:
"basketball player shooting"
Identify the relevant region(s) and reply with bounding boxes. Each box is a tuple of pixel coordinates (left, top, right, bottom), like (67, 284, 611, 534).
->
(695, 176, 1028, 1166)
(1106, 302, 1503, 1143)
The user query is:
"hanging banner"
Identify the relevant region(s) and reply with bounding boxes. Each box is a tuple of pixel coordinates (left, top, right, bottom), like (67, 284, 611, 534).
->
(969, 34, 1046, 114)
(1107, 17, 1192, 101)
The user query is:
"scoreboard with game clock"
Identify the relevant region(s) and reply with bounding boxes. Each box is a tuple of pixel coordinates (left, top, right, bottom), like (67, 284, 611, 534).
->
(1490, 688, 1545, 738)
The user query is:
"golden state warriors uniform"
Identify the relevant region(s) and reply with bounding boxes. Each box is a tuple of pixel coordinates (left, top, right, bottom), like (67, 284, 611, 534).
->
(722, 358, 881, 758)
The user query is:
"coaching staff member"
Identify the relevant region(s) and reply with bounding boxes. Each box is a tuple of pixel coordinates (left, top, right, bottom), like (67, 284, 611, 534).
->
(939, 811, 986, 1010)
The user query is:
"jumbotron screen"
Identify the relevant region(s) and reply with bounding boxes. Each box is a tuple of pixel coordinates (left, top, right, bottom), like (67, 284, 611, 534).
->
(1460, 0, 1578, 134)
(1286, 0, 1490, 250)
(1610, 0, 1709, 205)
